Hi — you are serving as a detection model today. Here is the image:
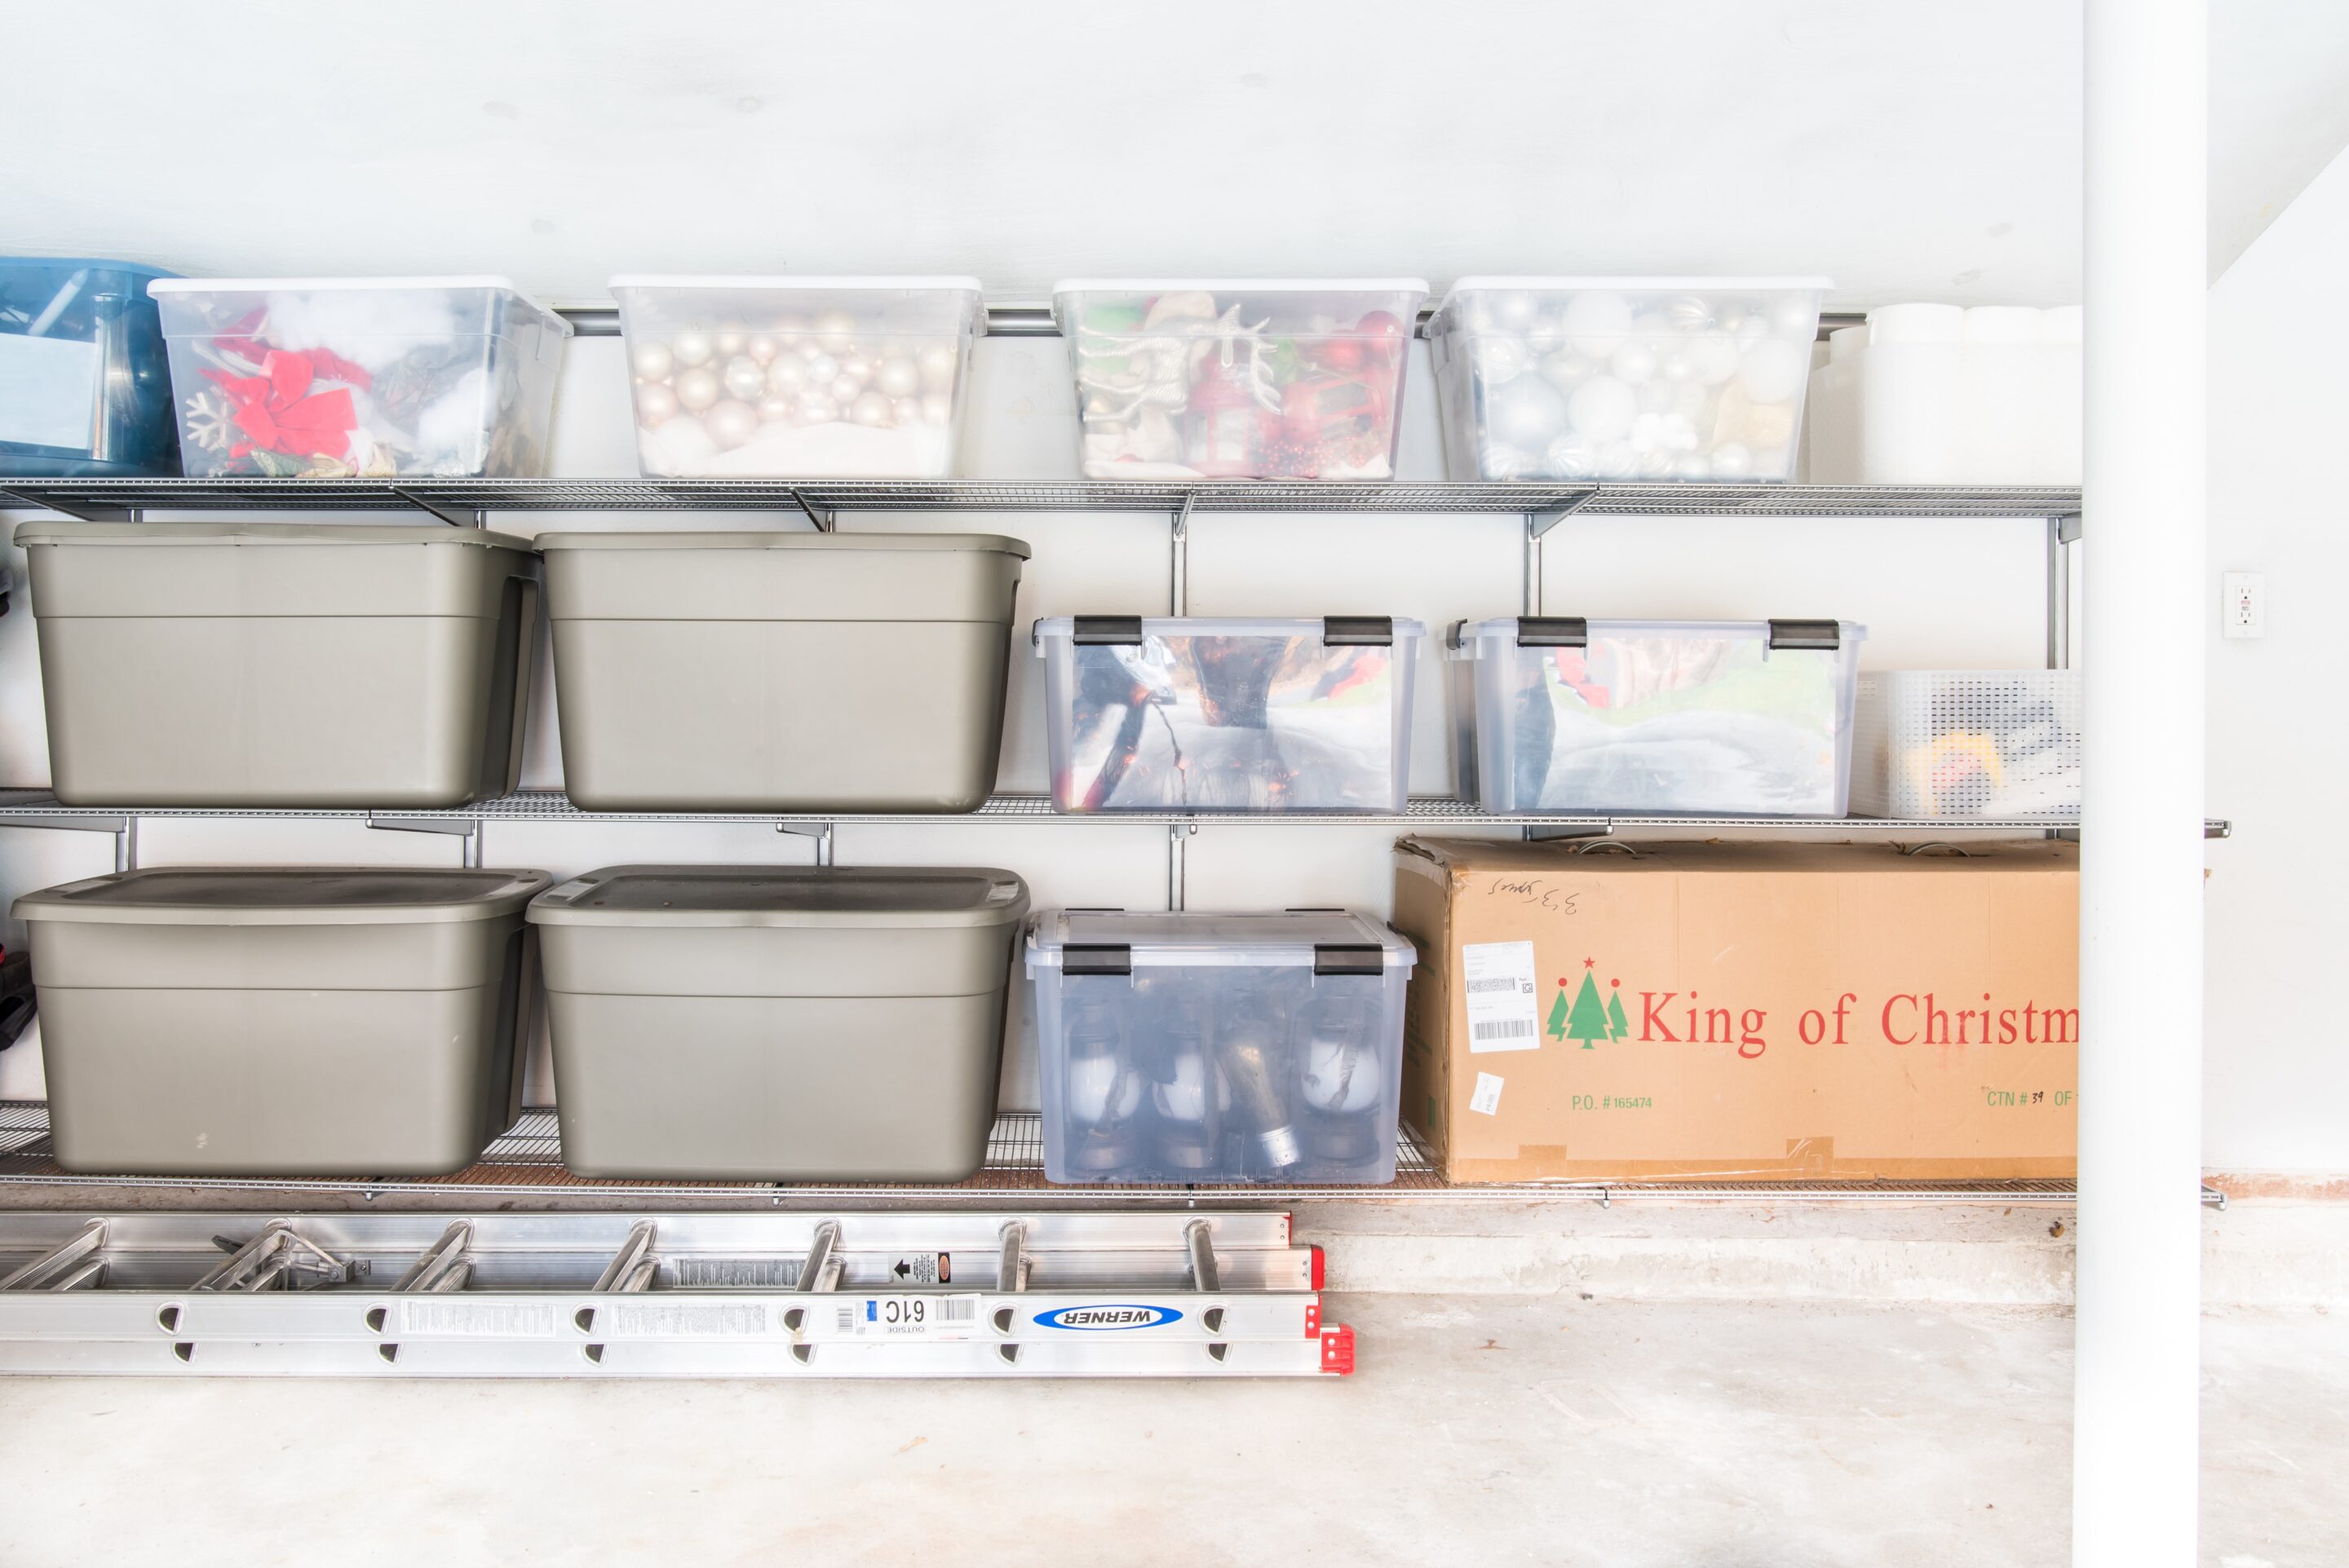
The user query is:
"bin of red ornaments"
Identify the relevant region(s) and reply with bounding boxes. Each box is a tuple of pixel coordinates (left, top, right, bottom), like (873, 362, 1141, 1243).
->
(1052, 280, 1427, 480)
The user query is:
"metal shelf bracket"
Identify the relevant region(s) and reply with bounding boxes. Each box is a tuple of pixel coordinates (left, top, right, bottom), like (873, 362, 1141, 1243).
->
(365, 815, 483, 868)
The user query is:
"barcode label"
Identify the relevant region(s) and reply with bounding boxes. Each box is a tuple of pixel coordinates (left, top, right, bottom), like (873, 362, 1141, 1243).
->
(1462, 940, 1543, 1053)
(833, 1293, 983, 1341)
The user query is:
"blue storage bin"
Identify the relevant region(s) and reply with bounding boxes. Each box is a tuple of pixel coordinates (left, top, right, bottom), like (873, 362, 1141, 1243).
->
(0, 258, 180, 478)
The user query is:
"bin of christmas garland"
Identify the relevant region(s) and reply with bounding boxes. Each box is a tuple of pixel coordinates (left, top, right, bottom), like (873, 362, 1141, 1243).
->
(1446, 616, 1864, 816)
(1026, 908, 1418, 1185)
(1427, 277, 1829, 481)
(1850, 670, 2081, 819)
(609, 276, 983, 477)
(1052, 279, 1427, 479)
(1035, 614, 1423, 813)
(1, 257, 180, 477)
(149, 276, 570, 478)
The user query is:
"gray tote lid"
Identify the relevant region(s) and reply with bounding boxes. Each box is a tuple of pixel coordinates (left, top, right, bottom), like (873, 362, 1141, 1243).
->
(11, 520, 537, 551)
(534, 531, 1029, 558)
(15, 867, 551, 925)
(529, 864, 1031, 930)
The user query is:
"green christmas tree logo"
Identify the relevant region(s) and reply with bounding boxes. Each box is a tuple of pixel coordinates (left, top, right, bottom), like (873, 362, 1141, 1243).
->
(1549, 960, 1628, 1050)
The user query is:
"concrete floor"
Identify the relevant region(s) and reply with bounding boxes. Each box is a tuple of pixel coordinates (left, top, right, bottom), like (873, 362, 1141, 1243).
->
(0, 1300, 2338, 1568)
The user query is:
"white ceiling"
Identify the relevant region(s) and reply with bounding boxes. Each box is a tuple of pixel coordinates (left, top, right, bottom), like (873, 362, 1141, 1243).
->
(0, 0, 2338, 307)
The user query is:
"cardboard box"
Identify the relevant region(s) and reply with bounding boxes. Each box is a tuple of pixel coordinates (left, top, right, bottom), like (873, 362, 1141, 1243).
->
(1391, 837, 2078, 1182)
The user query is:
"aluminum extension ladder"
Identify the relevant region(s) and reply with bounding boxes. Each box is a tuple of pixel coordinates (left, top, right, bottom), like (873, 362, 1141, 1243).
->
(0, 1211, 1354, 1378)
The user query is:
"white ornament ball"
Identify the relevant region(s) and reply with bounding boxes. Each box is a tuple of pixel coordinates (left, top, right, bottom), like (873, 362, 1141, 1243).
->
(1665, 294, 1714, 332)
(918, 344, 958, 393)
(714, 330, 745, 357)
(795, 392, 838, 425)
(829, 373, 865, 404)
(1524, 314, 1564, 354)
(1637, 378, 1675, 414)
(1486, 373, 1568, 450)
(1630, 411, 1665, 452)
(838, 354, 872, 386)
(876, 355, 920, 398)
(1737, 338, 1807, 404)
(1543, 435, 1597, 478)
(1673, 453, 1713, 480)
(892, 396, 921, 425)
(1661, 352, 1692, 383)
(1559, 291, 1634, 356)
(756, 393, 795, 423)
(803, 351, 839, 385)
(765, 356, 808, 394)
(634, 382, 679, 426)
(1595, 440, 1639, 479)
(1495, 291, 1541, 329)
(670, 331, 714, 369)
(747, 335, 780, 364)
(1301, 1040, 1382, 1114)
(1475, 337, 1528, 386)
(1772, 297, 1818, 340)
(674, 367, 720, 413)
(1661, 413, 1700, 451)
(1635, 445, 1676, 478)
(850, 391, 891, 426)
(1479, 442, 1532, 480)
(1675, 380, 1713, 421)
(1709, 442, 1754, 479)
(630, 342, 675, 382)
(918, 391, 951, 425)
(1687, 332, 1739, 385)
(722, 356, 766, 400)
(813, 310, 856, 353)
(1539, 351, 1593, 391)
(705, 399, 759, 449)
(1567, 375, 1637, 441)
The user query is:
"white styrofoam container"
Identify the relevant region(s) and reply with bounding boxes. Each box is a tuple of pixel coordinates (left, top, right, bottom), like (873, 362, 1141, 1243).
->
(1851, 670, 2081, 819)
(608, 276, 983, 478)
(1025, 908, 1417, 1185)
(150, 276, 570, 478)
(1427, 276, 1830, 482)
(1804, 304, 2082, 484)
(1448, 616, 1865, 815)
(1051, 279, 1427, 479)
(1034, 615, 1423, 814)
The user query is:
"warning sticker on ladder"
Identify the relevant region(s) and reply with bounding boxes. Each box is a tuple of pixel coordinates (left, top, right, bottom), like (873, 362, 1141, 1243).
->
(836, 1293, 982, 1341)
(885, 1252, 951, 1286)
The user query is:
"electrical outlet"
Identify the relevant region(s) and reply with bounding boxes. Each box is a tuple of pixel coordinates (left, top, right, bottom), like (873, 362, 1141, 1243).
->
(2223, 572, 2265, 639)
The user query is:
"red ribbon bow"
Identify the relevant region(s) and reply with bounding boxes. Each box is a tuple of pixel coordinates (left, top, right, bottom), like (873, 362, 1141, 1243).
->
(204, 350, 359, 461)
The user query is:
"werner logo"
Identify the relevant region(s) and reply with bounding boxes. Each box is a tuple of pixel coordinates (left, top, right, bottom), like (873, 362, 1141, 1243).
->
(1034, 1304, 1182, 1332)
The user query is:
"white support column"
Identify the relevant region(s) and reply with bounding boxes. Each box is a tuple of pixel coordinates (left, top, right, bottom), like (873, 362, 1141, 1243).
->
(2076, 4, 2206, 1566)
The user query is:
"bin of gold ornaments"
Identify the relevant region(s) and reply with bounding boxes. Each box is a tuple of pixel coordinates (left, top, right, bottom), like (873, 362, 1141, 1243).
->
(1052, 279, 1427, 479)
(609, 276, 983, 478)
(1427, 277, 1830, 482)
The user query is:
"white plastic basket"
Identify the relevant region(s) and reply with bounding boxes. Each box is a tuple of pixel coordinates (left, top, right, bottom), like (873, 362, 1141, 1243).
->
(1850, 670, 2081, 819)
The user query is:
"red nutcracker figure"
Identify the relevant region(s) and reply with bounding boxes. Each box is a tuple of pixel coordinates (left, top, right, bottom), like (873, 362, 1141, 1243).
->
(1183, 359, 1281, 477)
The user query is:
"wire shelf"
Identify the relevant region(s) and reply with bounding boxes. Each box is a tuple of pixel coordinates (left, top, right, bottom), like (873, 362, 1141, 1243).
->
(0, 1104, 2208, 1208)
(0, 477, 2081, 523)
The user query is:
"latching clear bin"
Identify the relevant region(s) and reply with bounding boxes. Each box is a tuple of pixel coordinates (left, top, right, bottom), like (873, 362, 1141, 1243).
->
(1025, 909, 1416, 1186)
(609, 275, 982, 478)
(1448, 616, 1866, 815)
(1052, 279, 1426, 479)
(1034, 615, 1422, 813)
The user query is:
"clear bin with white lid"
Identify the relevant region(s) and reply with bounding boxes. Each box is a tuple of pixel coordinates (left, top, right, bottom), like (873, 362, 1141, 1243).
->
(1427, 277, 1829, 482)
(1448, 616, 1865, 815)
(1851, 670, 2081, 819)
(1034, 615, 1423, 813)
(608, 276, 983, 478)
(1804, 303, 2083, 484)
(1052, 278, 1427, 479)
(149, 276, 570, 478)
(1026, 908, 1416, 1185)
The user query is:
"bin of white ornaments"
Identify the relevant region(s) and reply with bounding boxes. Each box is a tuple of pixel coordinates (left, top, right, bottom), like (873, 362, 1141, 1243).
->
(1053, 279, 1427, 479)
(1427, 278, 1829, 482)
(1805, 304, 2082, 485)
(610, 276, 983, 478)
(1850, 670, 2081, 819)
(150, 276, 570, 478)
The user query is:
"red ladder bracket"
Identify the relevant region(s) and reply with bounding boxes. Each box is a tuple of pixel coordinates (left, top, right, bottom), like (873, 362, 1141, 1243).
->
(1320, 1325, 1355, 1375)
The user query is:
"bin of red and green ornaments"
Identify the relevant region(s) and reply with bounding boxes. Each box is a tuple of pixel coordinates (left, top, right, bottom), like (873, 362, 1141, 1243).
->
(150, 276, 571, 479)
(610, 276, 984, 479)
(1052, 279, 1427, 480)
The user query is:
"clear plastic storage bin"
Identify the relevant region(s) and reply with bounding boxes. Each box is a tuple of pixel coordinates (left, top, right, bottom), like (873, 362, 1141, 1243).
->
(1805, 303, 2082, 484)
(1, 258, 179, 477)
(1026, 908, 1416, 1185)
(609, 276, 983, 478)
(150, 276, 569, 478)
(1034, 616, 1422, 813)
(1851, 670, 2081, 819)
(1052, 279, 1427, 479)
(1449, 616, 1865, 815)
(1427, 277, 1829, 481)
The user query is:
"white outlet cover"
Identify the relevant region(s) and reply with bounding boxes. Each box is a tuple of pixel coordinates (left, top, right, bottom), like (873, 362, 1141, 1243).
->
(2223, 571, 2266, 638)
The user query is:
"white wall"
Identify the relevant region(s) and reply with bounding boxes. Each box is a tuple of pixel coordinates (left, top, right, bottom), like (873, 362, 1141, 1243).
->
(2202, 139, 2349, 1173)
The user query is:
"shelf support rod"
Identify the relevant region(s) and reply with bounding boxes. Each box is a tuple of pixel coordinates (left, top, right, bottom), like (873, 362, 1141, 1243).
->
(0, 812, 137, 872)
(788, 488, 834, 533)
(1168, 822, 1192, 912)
(1170, 492, 1195, 616)
(776, 821, 835, 867)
